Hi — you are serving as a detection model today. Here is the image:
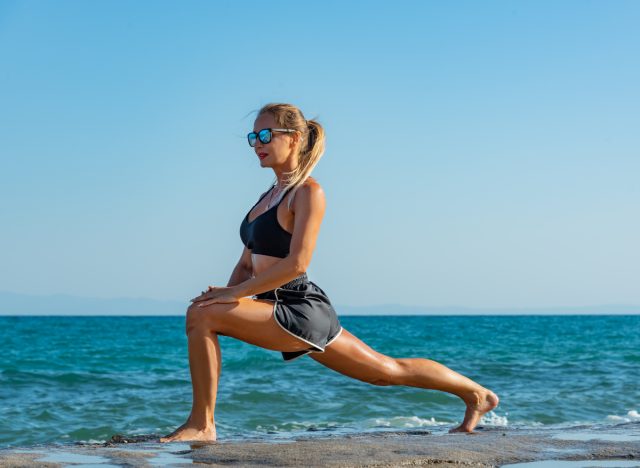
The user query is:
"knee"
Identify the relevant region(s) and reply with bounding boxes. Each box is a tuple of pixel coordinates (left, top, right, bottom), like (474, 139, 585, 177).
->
(185, 304, 198, 334)
(185, 303, 213, 335)
(368, 358, 403, 386)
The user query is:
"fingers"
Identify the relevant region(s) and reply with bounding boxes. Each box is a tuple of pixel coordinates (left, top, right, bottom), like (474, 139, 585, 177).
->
(191, 286, 214, 302)
(197, 295, 239, 306)
(190, 286, 219, 303)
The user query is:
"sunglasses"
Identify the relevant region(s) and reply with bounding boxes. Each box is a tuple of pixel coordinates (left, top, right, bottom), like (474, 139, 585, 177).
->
(247, 128, 297, 147)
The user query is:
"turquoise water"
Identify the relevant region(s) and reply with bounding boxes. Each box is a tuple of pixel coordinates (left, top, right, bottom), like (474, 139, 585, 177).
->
(1, 315, 638, 448)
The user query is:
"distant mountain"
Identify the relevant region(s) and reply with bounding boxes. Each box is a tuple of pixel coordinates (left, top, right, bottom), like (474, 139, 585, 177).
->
(0, 291, 638, 316)
(0, 291, 187, 316)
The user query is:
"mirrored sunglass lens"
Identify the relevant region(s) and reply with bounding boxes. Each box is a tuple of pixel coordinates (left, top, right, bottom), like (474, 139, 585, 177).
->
(258, 129, 272, 143)
(248, 133, 257, 146)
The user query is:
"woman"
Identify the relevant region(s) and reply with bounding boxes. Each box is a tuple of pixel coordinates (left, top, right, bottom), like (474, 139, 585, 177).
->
(160, 103, 499, 443)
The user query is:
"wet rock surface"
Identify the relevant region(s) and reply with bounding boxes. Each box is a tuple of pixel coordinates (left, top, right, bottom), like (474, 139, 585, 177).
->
(0, 427, 638, 467)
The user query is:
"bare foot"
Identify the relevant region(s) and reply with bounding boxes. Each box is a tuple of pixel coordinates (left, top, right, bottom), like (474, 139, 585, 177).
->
(448, 388, 500, 433)
(160, 423, 217, 443)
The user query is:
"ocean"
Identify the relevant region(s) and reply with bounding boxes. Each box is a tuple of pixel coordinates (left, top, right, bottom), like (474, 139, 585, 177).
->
(1, 314, 638, 449)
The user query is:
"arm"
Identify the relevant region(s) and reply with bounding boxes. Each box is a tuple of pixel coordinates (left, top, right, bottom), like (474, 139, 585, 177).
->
(226, 246, 254, 287)
(231, 182, 326, 298)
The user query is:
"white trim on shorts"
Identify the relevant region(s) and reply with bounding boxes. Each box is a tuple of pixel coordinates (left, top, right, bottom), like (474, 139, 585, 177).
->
(325, 326, 343, 347)
(254, 287, 342, 361)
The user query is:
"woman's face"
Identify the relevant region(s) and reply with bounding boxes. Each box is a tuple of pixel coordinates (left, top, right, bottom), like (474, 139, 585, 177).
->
(252, 113, 299, 168)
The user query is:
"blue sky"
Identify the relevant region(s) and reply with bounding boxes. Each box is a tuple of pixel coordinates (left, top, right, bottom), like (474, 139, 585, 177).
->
(1, 0, 638, 310)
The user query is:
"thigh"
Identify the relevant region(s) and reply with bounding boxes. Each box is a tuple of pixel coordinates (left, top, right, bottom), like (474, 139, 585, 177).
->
(309, 328, 399, 384)
(189, 297, 311, 353)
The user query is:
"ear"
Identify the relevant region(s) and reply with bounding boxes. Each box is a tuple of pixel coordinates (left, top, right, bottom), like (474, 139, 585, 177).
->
(290, 130, 301, 149)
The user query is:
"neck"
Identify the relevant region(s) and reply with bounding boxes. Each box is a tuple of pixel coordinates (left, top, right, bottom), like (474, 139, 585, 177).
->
(273, 178, 287, 190)
(272, 158, 299, 187)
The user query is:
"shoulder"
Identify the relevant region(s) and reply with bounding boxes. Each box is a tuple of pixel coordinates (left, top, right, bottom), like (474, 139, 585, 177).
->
(301, 176, 324, 197)
(289, 177, 326, 213)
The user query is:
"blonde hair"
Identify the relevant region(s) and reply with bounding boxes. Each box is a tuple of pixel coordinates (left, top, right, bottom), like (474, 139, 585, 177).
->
(255, 103, 326, 210)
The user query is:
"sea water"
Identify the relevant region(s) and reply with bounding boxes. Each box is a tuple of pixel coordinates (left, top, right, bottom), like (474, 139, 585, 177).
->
(0, 315, 638, 448)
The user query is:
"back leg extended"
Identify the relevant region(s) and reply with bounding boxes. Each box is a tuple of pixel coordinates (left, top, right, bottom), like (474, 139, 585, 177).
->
(309, 328, 499, 433)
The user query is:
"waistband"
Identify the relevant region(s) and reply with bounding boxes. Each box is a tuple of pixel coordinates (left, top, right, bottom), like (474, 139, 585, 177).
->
(279, 272, 308, 289)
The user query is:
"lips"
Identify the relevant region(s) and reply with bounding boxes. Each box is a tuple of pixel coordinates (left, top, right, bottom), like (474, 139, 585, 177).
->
(258, 152, 268, 159)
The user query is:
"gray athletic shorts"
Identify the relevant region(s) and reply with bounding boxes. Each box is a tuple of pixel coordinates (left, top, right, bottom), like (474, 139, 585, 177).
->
(254, 272, 343, 361)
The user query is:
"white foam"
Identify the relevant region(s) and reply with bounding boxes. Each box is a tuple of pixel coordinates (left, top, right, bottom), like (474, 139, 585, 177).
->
(78, 438, 107, 444)
(479, 410, 509, 426)
(605, 409, 640, 423)
(256, 420, 341, 431)
(257, 415, 449, 434)
(368, 415, 449, 428)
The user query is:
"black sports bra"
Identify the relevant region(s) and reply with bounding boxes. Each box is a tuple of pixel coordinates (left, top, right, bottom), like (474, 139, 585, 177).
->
(239, 185, 293, 258)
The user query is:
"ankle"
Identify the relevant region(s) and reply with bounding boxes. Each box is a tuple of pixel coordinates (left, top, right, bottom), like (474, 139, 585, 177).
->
(462, 388, 485, 406)
(186, 415, 215, 431)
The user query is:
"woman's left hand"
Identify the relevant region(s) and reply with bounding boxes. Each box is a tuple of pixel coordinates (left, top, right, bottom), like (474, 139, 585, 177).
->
(191, 286, 241, 306)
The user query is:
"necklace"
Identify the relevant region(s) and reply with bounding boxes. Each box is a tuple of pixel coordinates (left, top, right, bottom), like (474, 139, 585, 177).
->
(265, 183, 285, 212)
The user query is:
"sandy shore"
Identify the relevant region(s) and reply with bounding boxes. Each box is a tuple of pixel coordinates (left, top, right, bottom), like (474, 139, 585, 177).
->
(1, 426, 639, 467)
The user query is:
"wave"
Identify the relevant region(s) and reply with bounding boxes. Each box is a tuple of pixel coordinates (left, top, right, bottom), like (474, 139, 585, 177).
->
(369, 415, 450, 428)
(606, 409, 640, 423)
